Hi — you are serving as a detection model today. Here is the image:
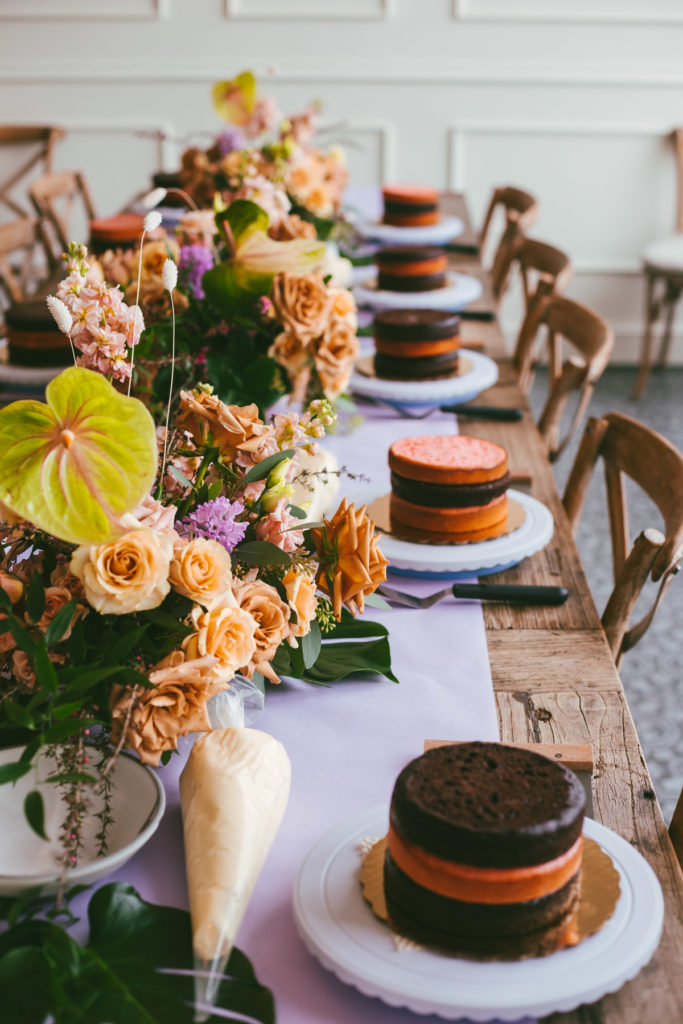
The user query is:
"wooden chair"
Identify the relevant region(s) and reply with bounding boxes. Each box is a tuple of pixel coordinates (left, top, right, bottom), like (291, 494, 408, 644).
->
(635, 128, 683, 399)
(0, 125, 63, 218)
(670, 790, 683, 867)
(563, 412, 683, 665)
(28, 170, 97, 257)
(512, 237, 574, 392)
(517, 291, 613, 463)
(479, 185, 539, 303)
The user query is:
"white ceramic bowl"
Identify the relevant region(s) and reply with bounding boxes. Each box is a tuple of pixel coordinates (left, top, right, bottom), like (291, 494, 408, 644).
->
(0, 747, 165, 896)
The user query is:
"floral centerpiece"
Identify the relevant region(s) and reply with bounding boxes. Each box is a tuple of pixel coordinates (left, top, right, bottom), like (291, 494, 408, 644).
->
(0, 356, 391, 869)
(90, 198, 360, 413)
(178, 70, 349, 241)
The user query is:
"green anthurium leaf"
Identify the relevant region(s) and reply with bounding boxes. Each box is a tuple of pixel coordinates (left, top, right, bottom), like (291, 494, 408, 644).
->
(202, 261, 273, 316)
(0, 367, 157, 545)
(305, 636, 398, 684)
(234, 540, 292, 567)
(212, 70, 258, 124)
(217, 198, 269, 247)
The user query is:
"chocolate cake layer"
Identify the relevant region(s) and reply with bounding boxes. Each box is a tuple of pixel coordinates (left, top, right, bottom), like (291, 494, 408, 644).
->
(390, 742, 586, 868)
(385, 853, 580, 959)
(390, 469, 510, 507)
(374, 351, 460, 380)
(375, 245, 444, 265)
(374, 309, 461, 342)
(384, 199, 439, 216)
(377, 271, 447, 292)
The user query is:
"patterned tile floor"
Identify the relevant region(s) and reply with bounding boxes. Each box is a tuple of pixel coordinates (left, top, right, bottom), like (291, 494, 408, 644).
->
(529, 366, 683, 822)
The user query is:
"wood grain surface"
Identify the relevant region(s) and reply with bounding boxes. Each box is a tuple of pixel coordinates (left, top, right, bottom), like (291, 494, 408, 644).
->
(445, 193, 683, 1022)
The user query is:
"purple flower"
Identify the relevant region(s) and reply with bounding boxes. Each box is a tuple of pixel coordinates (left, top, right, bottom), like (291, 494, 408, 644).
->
(178, 245, 215, 300)
(181, 497, 247, 552)
(216, 127, 246, 156)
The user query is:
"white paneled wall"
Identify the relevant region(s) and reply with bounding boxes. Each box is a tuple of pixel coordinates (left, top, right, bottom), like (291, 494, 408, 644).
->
(1, 0, 682, 360)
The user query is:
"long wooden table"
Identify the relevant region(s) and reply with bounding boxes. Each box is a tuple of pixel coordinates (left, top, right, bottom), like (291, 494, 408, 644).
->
(441, 194, 683, 1022)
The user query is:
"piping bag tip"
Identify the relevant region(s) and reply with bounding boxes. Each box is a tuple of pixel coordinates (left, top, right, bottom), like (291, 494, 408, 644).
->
(192, 951, 231, 1022)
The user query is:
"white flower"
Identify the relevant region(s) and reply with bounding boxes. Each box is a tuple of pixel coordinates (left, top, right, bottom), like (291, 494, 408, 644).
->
(162, 257, 178, 291)
(143, 210, 163, 233)
(141, 187, 167, 209)
(46, 295, 72, 335)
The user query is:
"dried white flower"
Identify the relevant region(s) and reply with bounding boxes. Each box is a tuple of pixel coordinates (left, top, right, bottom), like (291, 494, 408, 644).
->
(143, 210, 163, 233)
(162, 257, 178, 292)
(141, 187, 167, 209)
(46, 295, 73, 335)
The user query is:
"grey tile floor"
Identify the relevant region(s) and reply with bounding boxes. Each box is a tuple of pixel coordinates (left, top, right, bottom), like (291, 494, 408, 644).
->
(528, 366, 683, 822)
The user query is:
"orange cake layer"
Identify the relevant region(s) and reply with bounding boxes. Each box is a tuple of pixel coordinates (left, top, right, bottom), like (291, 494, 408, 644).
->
(390, 492, 508, 535)
(376, 255, 448, 277)
(388, 827, 584, 904)
(382, 184, 439, 206)
(389, 435, 508, 486)
(385, 210, 440, 227)
(374, 335, 461, 357)
(90, 212, 145, 242)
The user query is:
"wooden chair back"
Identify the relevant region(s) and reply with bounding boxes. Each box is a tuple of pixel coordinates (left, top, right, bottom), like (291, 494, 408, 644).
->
(479, 185, 539, 302)
(0, 125, 63, 218)
(563, 412, 683, 665)
(512, 237, 573, 391)
(670, 789, 683, 869)
(672, 127, 683, 234)
(0, 216, 55, 309)
(28, 170, 96, 256)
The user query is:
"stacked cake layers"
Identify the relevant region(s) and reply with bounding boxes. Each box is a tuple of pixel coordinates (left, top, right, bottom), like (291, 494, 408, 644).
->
(389, 434, 510, 542)
(382, 185, 440, 227)
(89, 212, 146, 255)
(373, 309, 461, 380)
(384, 742, 586, 959)
(376, 246, 448, 293)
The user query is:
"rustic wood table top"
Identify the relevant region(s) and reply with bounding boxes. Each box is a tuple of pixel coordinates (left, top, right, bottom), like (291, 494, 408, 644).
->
(442, 192, 683, 1023)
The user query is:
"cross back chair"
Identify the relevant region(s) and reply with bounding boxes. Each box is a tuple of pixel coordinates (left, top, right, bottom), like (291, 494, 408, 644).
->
(563, 412, 683, 666)
(479, 185, 539, 304)
(0, 125, 63, 219)
(28, 169, 97, 257)
(0, 216, 56, 311)
(636, 127, 683, 399)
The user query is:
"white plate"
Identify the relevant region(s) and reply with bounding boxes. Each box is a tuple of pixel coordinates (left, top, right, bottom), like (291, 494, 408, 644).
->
(0, 747, 166, 895)
(377, 488, 554, 578)
(354, 214, 465, 247)
(293, 807, 664, 1022)
(350, 349, 498, 408)
(354, 271, 483, 313)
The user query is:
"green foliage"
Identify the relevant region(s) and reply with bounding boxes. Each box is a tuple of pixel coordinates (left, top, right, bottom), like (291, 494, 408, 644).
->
(0, 883, 276, 1024)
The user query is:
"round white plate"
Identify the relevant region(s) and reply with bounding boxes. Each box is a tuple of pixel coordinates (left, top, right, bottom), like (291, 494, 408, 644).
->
(293, 806, 664, 1022)
(354, 214, 465, 247)
(377, 488, 554, 578)
(350, 349, 498, 408)
(0, 747, 166, 895)
(354, 271, 483, 313)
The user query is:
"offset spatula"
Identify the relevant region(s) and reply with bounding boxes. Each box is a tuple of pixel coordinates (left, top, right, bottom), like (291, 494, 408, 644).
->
(424, 740, 594, 816)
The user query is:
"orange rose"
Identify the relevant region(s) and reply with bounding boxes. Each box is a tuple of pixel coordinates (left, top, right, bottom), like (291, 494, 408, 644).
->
(231, 573, 291, 683)
(313, 314, 359, 399)
(70, 529, 173, 615)
(312, 499, 388, 618)
(269, 331, 310, 377)
(169, 538, 232, 607)
(282, 569, 318, 638)
(183, 598, 258, 678)
(176, 390, 274, 462)
(270, 272, 332, 344)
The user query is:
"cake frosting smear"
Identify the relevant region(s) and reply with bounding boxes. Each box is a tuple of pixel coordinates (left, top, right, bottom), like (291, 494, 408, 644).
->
(179, 728, 291, 1018)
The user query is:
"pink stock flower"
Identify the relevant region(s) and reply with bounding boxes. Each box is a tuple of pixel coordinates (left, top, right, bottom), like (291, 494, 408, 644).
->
(255, 497, 304, 553)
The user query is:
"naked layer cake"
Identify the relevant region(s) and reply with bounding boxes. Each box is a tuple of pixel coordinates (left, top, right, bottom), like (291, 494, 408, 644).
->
(373, 309, 461, 380)
(89, 212, 146, 255)
(384, 742, 586, 959)
(382, 185, 440, 228)
(376, 246, 448, 293)
(388, 434, 510, 542)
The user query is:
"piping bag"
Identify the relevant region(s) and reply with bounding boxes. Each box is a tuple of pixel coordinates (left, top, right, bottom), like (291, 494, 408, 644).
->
(179, 728, 291, 1021)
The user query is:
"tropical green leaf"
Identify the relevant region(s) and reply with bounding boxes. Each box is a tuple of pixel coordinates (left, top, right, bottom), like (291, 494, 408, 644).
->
(2, 701, 33, 730)
(34, 641, 58, 693)
(23, 791, 47, 841)
(45, 599, 77, 647)
(218, 198, 269, 246)
(24, 573, 45, 625)
(235, 541, 292, 567)
(306, 636, 398, 683)
(0, 367, 157, 545)
(201, 261, 273, 315)
(0, 761, 32, 785)
(301, 618, 322, 669)
(241, 448, 296, 485)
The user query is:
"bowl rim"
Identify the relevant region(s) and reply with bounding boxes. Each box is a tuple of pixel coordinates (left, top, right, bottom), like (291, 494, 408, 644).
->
(0, 748, 166, 884)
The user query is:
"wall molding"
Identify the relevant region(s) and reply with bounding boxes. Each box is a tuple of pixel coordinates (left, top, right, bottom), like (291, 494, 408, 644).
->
(452, 0, 683, 25)
(326, 118, 397, 182)
(225, 0, 395, 19)
(0, 0, 168, 20)
(55, 118, 176, 171)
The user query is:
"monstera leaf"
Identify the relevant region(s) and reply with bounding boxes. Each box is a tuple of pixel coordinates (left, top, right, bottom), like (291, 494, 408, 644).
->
(0, 367, 157, 545)
(204, 199, 326, 314)
(212, 70, 258, 124)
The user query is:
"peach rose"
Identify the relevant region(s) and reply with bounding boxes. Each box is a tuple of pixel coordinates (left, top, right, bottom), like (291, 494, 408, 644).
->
(169, 538, 232, 607)
(29, 586, 86, 639)
(282, 569, 318, 638)
(139, 238, 180, 281)
(269, 331, 310, 378)
(231, 572, 291, 683)
(125, 493, 178, 535)
(270, 272, 332, 344)
(12, 650, 35, 690)
(0, 570, 23, 606)
(176, 390, 274, 462)
(70, 529, 173, 615)
(109, 652, 227, 766)
(329, 287, 356, 320)
(182, 598, 258, 678)
(303, 185, 334, 220)
(313, 314, 360, 399)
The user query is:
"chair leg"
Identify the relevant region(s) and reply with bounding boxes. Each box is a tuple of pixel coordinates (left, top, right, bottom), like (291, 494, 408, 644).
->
(633, 272, 658, 400)
(657, 281, 681, 369)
